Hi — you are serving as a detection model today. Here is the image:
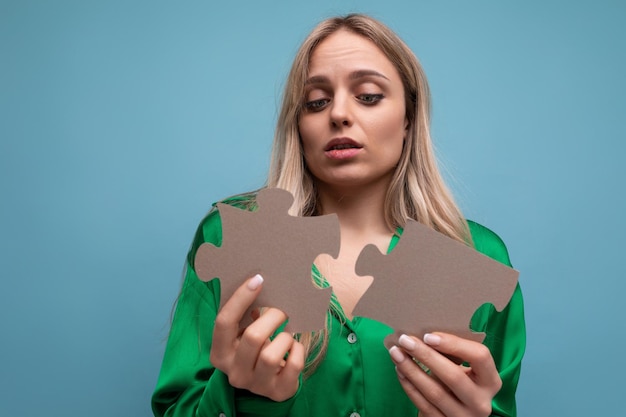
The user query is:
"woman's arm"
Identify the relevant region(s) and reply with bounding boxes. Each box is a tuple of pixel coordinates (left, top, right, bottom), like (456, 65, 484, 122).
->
(387, 222, 525, 417)
(151, 267, 237, 416)
(151, 209, 304, 417)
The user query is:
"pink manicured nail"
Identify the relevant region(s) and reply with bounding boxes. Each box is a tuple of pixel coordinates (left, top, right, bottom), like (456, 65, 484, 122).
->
(423, 333, 441, 346)
(395, 366, 406, 379)
(247, 274, 264, 290)
(398, 334, 416, 350)
(389, 346, 406, 363)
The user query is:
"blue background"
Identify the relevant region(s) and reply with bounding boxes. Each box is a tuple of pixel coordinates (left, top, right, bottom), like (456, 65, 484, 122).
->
(2, 1, 624, 415)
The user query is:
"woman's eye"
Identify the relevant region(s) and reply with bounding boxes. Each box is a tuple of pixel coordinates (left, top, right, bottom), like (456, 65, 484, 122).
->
(304, 98, 330, 111)
(357, 93, 384, 104)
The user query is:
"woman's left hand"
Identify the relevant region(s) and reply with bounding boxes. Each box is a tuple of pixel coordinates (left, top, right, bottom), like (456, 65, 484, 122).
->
(388, 332, 502, 417)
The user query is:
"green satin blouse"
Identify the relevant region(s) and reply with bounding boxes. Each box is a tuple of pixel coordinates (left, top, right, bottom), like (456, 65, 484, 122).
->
(152, 199, 526, 417)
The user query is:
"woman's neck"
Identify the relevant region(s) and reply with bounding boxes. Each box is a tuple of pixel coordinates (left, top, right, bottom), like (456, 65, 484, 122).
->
(313, 179, 396, 318)
(316, 179, 394, 244)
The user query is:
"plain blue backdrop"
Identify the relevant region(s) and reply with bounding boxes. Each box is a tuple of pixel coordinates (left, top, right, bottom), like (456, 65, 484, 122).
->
(2, 0, 625, 415)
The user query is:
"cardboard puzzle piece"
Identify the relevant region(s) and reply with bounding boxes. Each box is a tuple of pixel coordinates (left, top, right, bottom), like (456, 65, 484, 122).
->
(353, 219, 518, 343)
(194, 188, 339, 333)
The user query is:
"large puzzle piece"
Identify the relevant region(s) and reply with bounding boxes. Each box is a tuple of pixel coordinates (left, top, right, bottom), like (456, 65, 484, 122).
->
(354, 219, 518, 343)
(194, 188, 339, 333)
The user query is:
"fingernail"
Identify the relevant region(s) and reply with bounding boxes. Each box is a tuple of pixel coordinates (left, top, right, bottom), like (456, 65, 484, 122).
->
(398, 334, 416, 350)
(395, 366, 406, 379)
(247, 274, 264, 290)
(389, 346, 406, 363)
(423, 333, 441, 346)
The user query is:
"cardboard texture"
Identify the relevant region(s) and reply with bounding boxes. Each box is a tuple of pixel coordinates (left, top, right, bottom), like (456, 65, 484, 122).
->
(194, 188, 519, 340)
(194, 188, 339, 333)
(353, 219, 519, 343)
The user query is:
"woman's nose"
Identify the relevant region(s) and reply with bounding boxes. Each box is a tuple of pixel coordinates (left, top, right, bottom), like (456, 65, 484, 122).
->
(329, 94, 352, 128)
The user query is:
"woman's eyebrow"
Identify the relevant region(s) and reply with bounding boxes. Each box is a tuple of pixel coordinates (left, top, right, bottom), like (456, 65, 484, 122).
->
(305, 69, 390, 85)
(305, 75, 329, 85)
(349, 69, 389, 81)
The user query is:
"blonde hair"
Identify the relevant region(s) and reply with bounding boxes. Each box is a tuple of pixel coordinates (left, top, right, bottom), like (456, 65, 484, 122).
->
(267, 14, 472, 374)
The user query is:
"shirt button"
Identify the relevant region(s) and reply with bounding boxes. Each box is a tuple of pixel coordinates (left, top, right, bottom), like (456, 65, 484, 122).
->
(350, 412, 361, 417)
(347, 332, 357, 344)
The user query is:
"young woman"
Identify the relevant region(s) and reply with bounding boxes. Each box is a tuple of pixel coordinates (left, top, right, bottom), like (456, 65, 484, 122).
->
(152, 14, 525, 417)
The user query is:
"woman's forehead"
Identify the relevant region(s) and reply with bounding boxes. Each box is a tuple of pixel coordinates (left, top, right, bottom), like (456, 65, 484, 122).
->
(307, 30, 397, 80)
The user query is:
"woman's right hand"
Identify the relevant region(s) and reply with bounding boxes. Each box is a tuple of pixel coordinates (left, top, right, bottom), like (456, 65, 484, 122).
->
(210, 274, 305, 402)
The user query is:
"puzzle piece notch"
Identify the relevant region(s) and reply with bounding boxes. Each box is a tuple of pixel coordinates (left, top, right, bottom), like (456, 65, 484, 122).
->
(194, 188, 339, 333)
(353, 219, 518, 343)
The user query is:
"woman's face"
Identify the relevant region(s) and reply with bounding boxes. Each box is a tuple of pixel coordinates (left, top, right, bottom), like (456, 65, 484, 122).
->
(298, 29, 407, 190)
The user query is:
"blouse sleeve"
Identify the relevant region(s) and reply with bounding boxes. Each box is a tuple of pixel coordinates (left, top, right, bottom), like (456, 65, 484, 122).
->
(151, 209, 299, 417)
(468, 221, 526, 417)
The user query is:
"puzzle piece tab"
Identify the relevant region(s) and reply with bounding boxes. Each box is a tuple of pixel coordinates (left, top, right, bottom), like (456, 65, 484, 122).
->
(353, 219, 518, 343)
(194, 188, 339, 333)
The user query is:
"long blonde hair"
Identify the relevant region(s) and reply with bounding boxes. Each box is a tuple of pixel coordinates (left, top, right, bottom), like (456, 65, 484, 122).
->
(267, 14, 472, 374)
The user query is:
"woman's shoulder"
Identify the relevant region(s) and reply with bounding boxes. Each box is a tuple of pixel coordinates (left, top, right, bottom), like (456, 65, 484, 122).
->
(188, 190, 260, 258)
(466, 220, 513, 267)
(215, 191, 260, 210)
(201, 190, 259, 227)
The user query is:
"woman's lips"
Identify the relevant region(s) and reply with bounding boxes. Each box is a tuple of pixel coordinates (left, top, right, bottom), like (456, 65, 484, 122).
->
(324, 138, 363, 160)
(325, 148, 362, 159)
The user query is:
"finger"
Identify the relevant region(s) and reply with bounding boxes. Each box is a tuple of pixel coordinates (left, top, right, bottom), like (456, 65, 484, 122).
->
(255, 332, 297, 374)
(396, 367, 446, 417)
(259, 335, 304, 402)
(280, 338, 305, 381)
(273, 338, 305, 401)
(399, 334, 498, 413)
(213, 274, 264, 348)
(423, 333, 500, 388)
(400, 334, 476, 406)
(211, 275, 265, 369)
(390, 345, 463, 416)
(234, 308, 289, 372)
